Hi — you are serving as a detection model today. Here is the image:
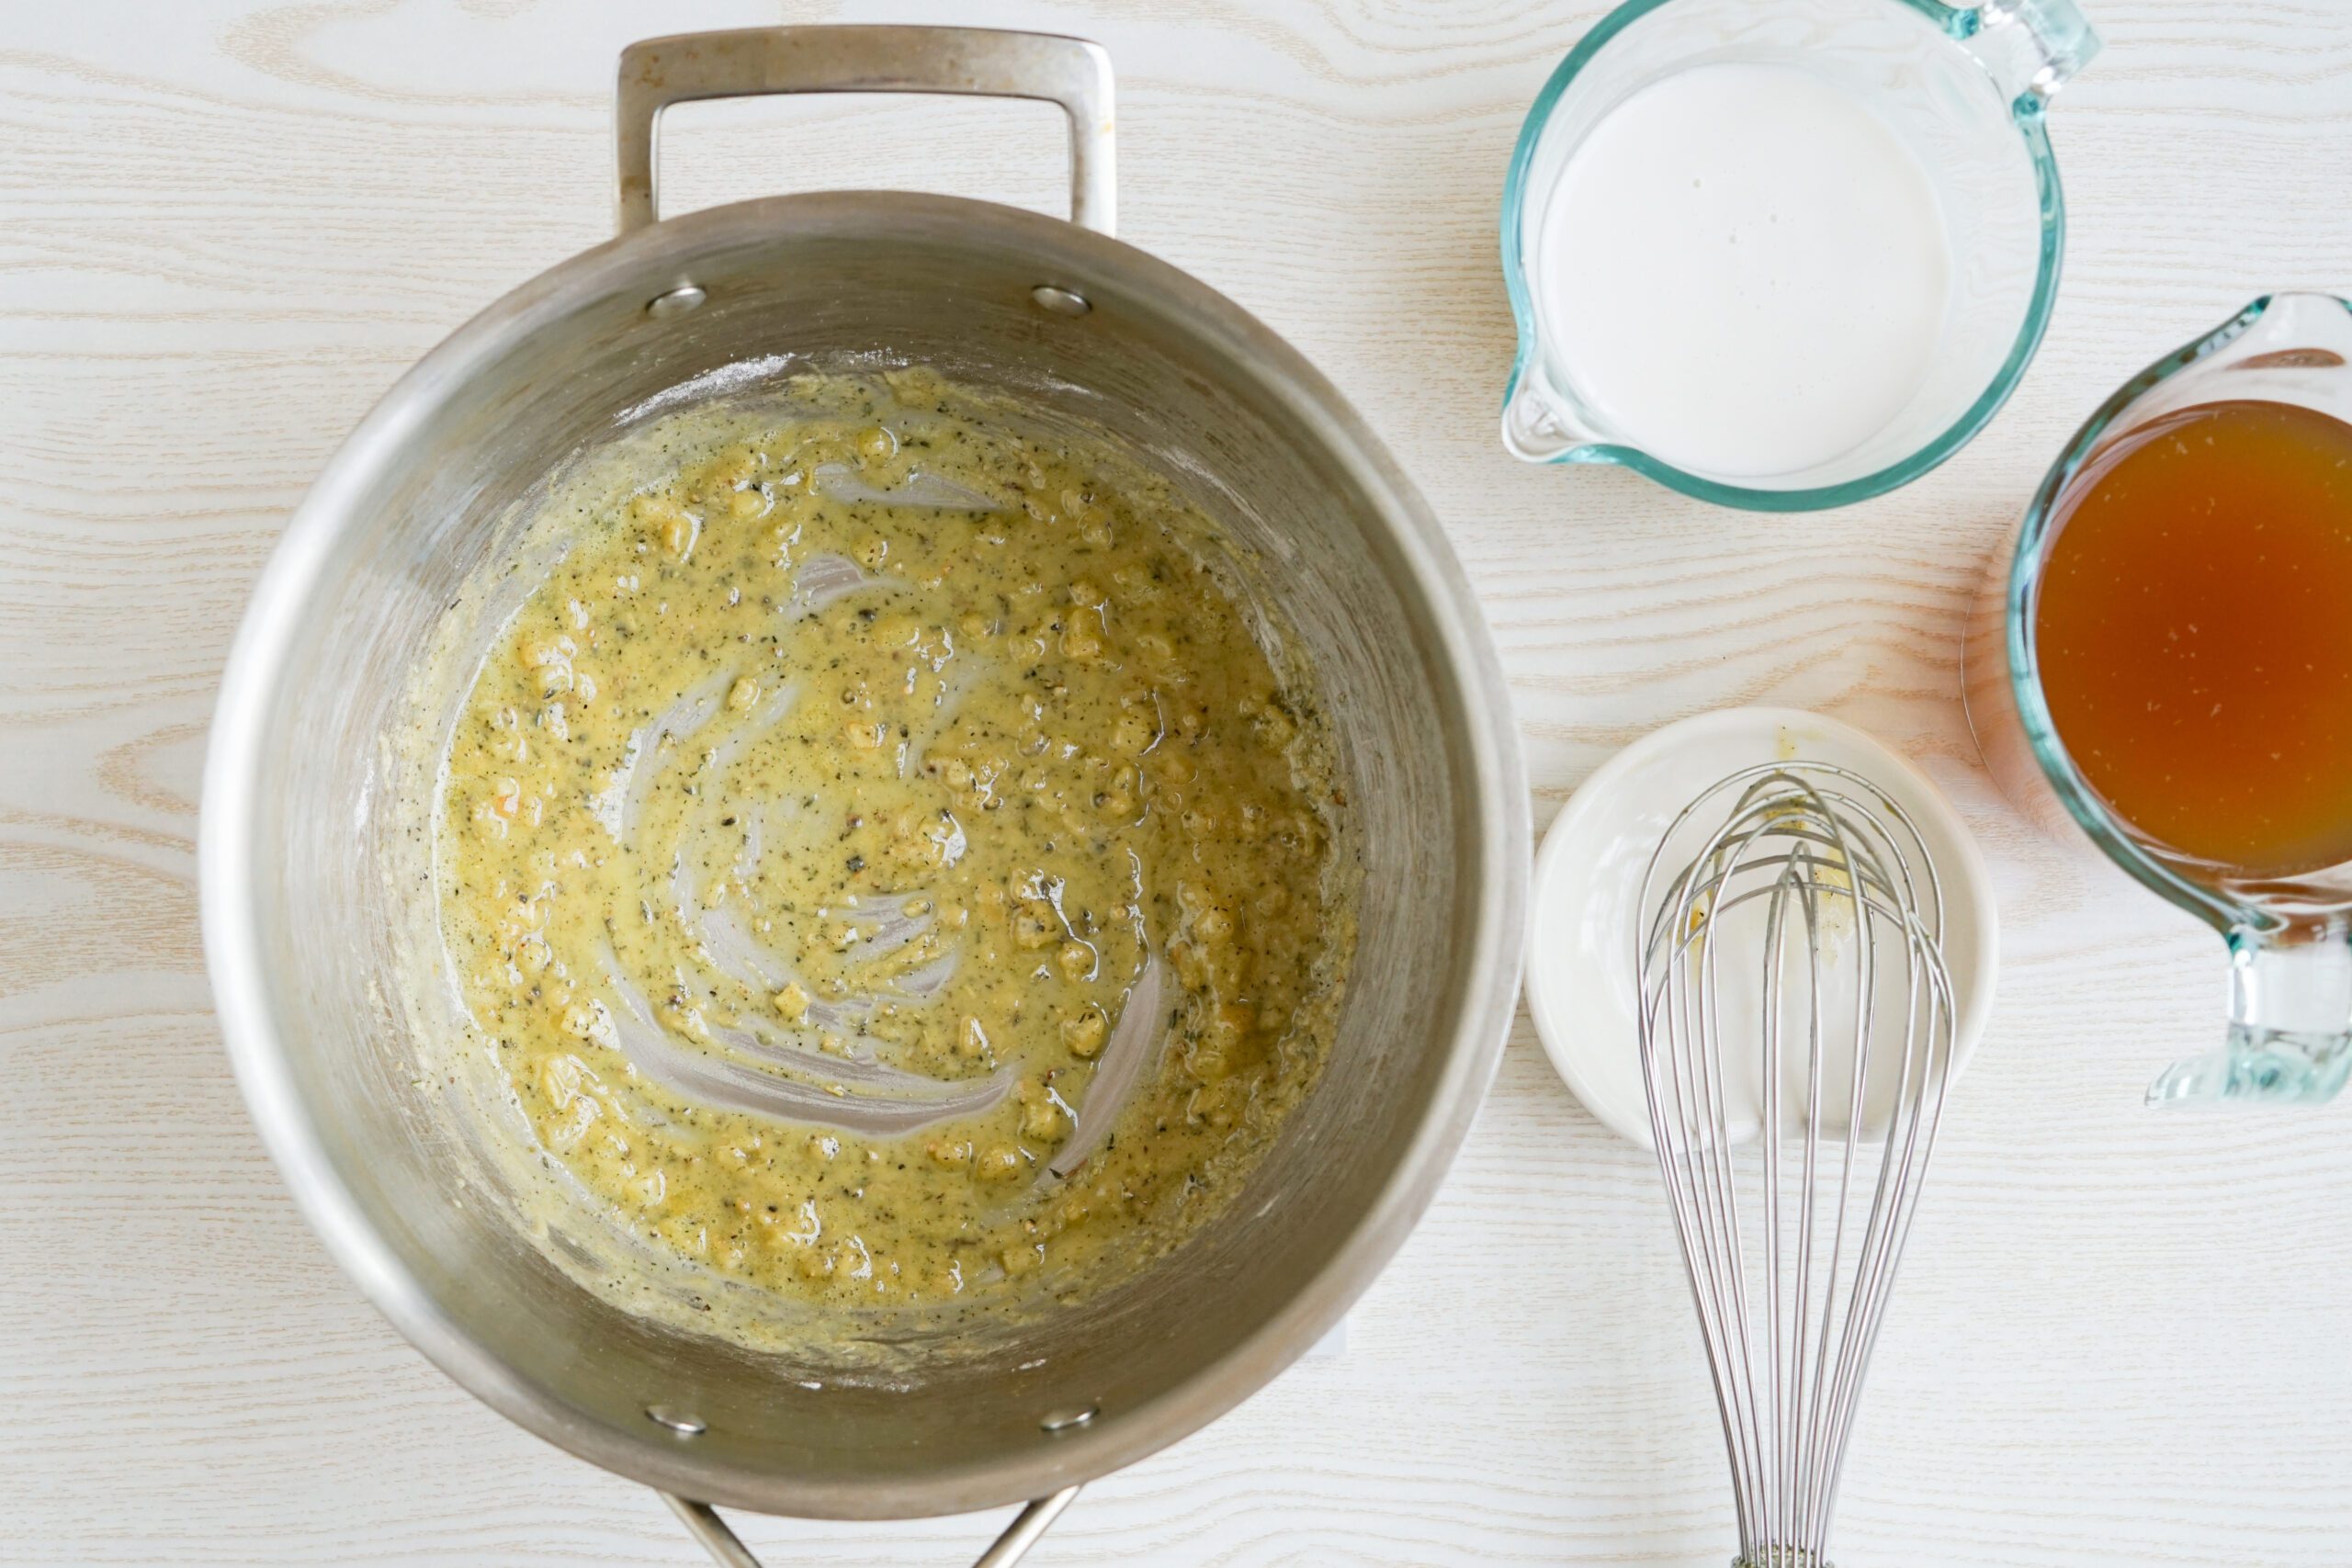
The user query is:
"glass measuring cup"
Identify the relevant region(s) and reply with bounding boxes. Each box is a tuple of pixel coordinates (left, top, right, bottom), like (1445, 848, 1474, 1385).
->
(1964, 294, 2352, 1105)
(1500, 0, 2099, 510)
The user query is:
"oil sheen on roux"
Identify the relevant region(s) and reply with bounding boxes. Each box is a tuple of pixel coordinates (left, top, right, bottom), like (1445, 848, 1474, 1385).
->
(435, 371, 1352, 1319)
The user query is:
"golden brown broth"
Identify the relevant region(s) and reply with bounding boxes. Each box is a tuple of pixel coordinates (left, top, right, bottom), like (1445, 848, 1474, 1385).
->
(435, 372, 1351, 1314)
(2036, 399, 2352, 874)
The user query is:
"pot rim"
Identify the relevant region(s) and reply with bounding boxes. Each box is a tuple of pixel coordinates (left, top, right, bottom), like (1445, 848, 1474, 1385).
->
(199, 187, 1530, 1519)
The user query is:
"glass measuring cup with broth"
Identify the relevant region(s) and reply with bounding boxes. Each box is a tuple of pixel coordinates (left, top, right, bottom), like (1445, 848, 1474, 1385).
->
(1965, 294, 2352, 1104)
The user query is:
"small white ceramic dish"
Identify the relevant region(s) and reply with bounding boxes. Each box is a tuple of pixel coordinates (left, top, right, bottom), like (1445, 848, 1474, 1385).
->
(1526, 707, 1997, 1148)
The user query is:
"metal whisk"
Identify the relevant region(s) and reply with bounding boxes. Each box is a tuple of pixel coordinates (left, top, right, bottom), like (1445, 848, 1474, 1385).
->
(1634, 763, 1960, 1568)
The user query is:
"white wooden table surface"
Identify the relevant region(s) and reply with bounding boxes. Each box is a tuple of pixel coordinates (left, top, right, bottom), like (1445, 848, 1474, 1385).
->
(6, 1, 2351, 1562)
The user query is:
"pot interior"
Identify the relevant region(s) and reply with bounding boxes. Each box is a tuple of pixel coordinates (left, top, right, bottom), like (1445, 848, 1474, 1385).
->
(224, 193, 1507, 1516)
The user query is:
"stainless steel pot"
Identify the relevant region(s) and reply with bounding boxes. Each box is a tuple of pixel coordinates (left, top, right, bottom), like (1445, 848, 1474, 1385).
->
(200, 26, 1526, 1566)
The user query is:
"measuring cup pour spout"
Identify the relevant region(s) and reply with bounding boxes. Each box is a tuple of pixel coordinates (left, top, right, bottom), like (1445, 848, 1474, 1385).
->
(1500, 367, 1610, 465)
(2152, 931, 2352, 1106)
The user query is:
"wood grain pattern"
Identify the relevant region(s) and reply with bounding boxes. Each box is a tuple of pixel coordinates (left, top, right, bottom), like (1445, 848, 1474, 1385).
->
(4, 1, 2350, 1562)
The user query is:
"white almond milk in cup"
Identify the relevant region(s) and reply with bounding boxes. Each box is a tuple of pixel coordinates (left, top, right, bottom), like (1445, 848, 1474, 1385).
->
(1501, 0, 2100, 510)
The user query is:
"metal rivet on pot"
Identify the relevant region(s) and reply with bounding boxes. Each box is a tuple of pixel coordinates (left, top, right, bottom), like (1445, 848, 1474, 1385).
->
(646, 1404, 707, 1436)
(1030, 285, 1091, 318)
(647, 284, 707, 318)
(1039, 1404, 1097, 1433)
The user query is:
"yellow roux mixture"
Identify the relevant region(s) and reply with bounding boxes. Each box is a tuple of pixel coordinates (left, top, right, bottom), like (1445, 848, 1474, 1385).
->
(435, 372, 1354, 1316)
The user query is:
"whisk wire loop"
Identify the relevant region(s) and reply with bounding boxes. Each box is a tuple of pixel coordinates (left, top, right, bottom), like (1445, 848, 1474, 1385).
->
(1634, 765, 1959, 1568)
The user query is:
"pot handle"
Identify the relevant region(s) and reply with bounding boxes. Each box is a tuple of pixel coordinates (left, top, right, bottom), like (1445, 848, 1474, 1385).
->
(616, 26, 1115, 237)
(659, 1484, 1082, 1568)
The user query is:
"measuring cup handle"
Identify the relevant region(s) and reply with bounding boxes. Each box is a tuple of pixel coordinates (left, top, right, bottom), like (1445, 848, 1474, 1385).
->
(615, 26, 1115, 235)
(1953, 0, 2102, 107)
(2149, 929, 2352, 1105)
(659, 1484, 1083, 1568)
